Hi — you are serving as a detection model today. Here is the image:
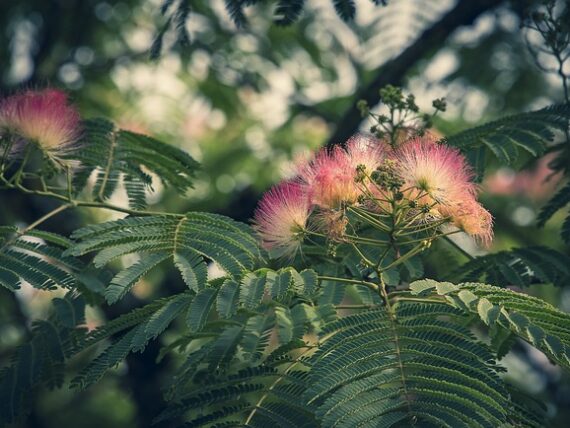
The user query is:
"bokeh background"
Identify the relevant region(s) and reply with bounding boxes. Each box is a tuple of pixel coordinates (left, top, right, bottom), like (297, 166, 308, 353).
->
(1, 0, 569, 426)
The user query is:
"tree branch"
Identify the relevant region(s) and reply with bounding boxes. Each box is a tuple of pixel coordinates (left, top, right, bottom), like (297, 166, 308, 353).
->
(325, 0, 505, 147)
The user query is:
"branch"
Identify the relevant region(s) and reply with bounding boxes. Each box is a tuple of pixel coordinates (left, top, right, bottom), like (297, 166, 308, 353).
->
(325, 0, 505, 147)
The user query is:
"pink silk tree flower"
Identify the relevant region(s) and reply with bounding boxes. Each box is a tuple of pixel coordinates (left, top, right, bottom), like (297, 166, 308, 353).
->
(443, 200, 494, 247)
(0, 89, 81, 162)
(394, 136, 477, 207)
(298, 136, 386, 209)
(395, 135, 493, 245)
(296, 146, 359, 208)
(253, 181, 311, 257)
(344, 133, 386, 174)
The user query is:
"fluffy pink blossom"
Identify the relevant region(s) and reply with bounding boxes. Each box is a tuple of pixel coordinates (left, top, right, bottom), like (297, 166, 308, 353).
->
(394, 136, 476, 206)
(296, 147, 355, 208)
(345, 134, 386, 174)
(394, 135, 492, 245)
(0, 89, 81, 160)
(253, 181, 311, 257)
(298, 134, 386, 208)
(442, 199, 494, 246)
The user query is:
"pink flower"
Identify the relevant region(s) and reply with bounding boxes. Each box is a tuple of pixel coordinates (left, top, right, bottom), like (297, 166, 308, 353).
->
(394, 136, 476, 206)
(253, 181, 311, 257)
(298, 134, 386, 209)
(345, 134, 386, 174)
(0, 89, 81, 161)
(394, 135, 493, 245)
(442, 199, 494, 246)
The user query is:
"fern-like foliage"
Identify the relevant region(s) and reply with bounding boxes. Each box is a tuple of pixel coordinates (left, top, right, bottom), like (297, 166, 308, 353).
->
(0, 265, 321, 424)
(151, 0, 391, 57)
(0, 290, 194, 424)
(410, 279, 570, 369)
(0, 226, 83, 291)
(72, 119, 199, 209)
(274, 0, 306, 25)
(67, 213, 262, 303)
(0, 294, 86, 425)
(72, 292, 194, 390)
(537, 181, 570, 244)
(303, 302, 511, 427)
(158, 343, 316, 427)
(154, 268, 323, 426)
(446, 104, 570, 173)
(448, 245, 570, 288)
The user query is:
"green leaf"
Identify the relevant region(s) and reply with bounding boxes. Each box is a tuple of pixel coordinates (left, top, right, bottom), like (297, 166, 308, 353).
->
(217, 279, 240, 318)
(411, 279, 570, 370)
(105, 252, 169, 304)
(240, 272, 267, 309)
(274, 0, 306, 25)
(305, 303, 510, 427)
(174, 249, 207, 291)
(70, 213, 262, 303)
(0, 231, 83, 291)
(446, 104, 570, 168)
(73, 118, 199, 208)
(132, 293, 192, 352)
(187, 288, 218, 332)
(449, 246, 570, 288)
(537, 182, 570, 226)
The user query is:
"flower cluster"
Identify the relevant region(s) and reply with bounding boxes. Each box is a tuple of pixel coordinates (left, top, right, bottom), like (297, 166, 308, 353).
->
(0, 88, 81, 163)
(254, 133, 492, 257)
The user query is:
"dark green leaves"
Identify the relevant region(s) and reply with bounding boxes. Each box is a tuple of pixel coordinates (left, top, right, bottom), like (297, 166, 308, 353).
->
(446, 104, 570, 171)
(274, 0, 306, 25)
(537, 181, 570, 245)
(410, 279, 570, 369)
(449, 245, 570, 288)
(304, 303, 510, 427)
(537, 182, 570, 226)
(0, 294, 86, 425)
(332, 0, 356, 21)
(0, 227, 83, 291)
(69, 213, 262, 303)
(183, 267, 321, 333)
(187, 288, 217, 331)
(72, 292, 193, 389)
(73, 118, 199, 208)
(106, 252, 170, 304)
(159, 355, 315, 427)
(217, 279, 240, 318)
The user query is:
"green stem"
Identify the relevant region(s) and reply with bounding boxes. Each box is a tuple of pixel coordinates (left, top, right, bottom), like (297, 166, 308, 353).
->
(347, 236, 390, 246)
(351, 243, 375, 267)
(317, 275, 378, 292)
(66, 166, 73, 202)
(377, 275, 413, 421)
(246, 345, 316, 422)
(10, 144, 32, 185)
(400, 229, 461, 246)
(334, 304, 377, 310)
(390, 296, 446, 305)
(21, 204, 73, 234)
(394, 218, 450, 236)
(376, 246, 392, 270)
(0, 203, 73, 253)
(348, 206, 391, 232)
(0, 178, 182, 218)
(74, 201, 183, 217)
(379, 243, 426, 273)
